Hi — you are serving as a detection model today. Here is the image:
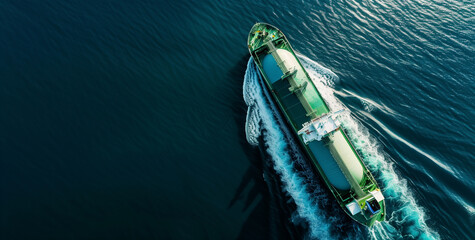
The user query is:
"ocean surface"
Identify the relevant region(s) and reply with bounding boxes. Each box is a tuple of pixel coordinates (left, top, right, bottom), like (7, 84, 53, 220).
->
(1, 0, 474, 239)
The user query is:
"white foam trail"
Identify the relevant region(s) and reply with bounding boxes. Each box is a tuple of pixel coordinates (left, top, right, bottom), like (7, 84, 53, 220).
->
(245, 104, 260, 146)
(298, 54, 440, 240)
(243, 58, 332, 239)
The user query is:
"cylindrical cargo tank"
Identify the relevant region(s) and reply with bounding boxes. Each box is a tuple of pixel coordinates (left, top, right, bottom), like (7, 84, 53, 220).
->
(307, 130, 364, 191)
(262, 49, 303, 83)
(308, 140, 351, 190)
(328, 130, 364, 185)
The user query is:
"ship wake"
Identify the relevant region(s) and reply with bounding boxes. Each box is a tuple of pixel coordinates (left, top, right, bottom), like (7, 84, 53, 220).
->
(243, 55, 439, 239)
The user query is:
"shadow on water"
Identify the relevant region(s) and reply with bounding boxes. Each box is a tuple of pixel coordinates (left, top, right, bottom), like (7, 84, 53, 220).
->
(226, 55, 262, 211)
(225, 55, 304, 240)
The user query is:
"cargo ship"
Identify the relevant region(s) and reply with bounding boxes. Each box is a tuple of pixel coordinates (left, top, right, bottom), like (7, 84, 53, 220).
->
(247, 23, 385, 227)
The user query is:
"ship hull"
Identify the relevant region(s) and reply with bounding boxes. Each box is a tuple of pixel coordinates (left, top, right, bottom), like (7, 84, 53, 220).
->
(247, 23, 385, 227)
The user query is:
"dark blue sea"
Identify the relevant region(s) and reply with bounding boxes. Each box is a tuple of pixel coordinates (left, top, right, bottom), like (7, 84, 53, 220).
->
(1, 0, 474, 239)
